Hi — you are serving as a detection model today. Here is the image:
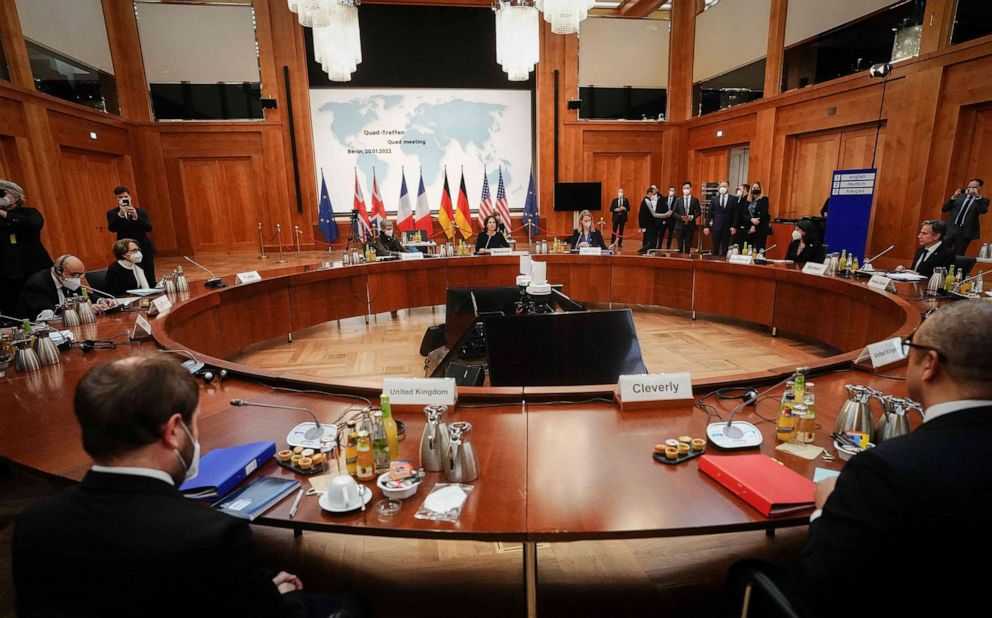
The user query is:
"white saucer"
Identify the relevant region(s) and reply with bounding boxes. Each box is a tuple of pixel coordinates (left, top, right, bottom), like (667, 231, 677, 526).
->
(318, 485, 372, 513)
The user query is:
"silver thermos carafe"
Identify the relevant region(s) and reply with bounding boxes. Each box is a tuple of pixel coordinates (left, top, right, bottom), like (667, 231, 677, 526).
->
(834, 384, 878, 435)
(419, 405, 450, 472)
(873, 395, 923, 444)
(32, 328, 61, 366)
(445, 421, 479, 483)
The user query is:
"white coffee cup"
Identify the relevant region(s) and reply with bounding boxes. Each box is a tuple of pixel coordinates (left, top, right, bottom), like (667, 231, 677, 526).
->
(326, 474, 361, 509)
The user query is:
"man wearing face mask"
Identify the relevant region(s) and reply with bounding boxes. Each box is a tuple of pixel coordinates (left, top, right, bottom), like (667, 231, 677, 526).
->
(372, 218, 415, 256)
(704, 180, 734, 256)
(16, 254, 114, 319)
(673, 181, 701, 254)
(637, 186, 660, 254)
(107, 185, 156, 283)
(730, 183, 750, 247)
(0, 180, 53, 319)
(660, 186, 678, 249)
(941, 178, 989, 255)
(610, 188, 629, 249)
(13, 354, 366, 618)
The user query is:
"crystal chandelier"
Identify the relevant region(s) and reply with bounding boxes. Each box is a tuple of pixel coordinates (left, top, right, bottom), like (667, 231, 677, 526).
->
(493, 2, 539, 82)
(289, 0, 362, 82)
(535, 0, 594, 35)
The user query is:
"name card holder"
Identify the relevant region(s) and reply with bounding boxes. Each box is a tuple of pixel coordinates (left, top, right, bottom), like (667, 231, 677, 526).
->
(802, 262, 828, 276)
(729, 254, 754, 265)
(151, 295, 172, 317)
(383, 377, 458, 412)
(399, 251, 424, 260)
(855, 336, 907, 369)
(235, 271, 262, 285)
(131, 314, 153, 340)
(488, 247, 513, 256)
(579, 247, 603, 256)
(867, 274, 896, 293)
(615, 372, 693, 411)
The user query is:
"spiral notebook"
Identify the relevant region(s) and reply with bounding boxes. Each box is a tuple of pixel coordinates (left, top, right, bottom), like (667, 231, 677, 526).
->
(215, 476, 300, 521)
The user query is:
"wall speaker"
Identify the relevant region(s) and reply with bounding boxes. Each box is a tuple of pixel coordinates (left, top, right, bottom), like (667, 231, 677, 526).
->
(260, 98, 278, 109)
(567, 99, 582, 110)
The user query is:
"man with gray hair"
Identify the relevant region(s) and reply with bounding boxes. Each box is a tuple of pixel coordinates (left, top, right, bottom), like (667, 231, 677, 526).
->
(0, 179, 52, 318)
(790, 300, 992, 617)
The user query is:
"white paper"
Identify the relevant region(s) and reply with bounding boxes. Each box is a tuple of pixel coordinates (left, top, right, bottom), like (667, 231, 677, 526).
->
(423, 485, 467, 513)
(235, 271, 262, 284)
(885, 271, 927, 282)
(226, 498, 251, 512)
(813, 467, 841, 483)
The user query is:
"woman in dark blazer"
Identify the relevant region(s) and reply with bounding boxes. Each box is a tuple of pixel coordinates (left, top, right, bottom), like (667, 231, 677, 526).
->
(568, 209, 607, 250)
(745, 181, 771, 251)
(106, 238, 151, 296)
(785, 220, 823, 263)
(475, 215, 510, 253)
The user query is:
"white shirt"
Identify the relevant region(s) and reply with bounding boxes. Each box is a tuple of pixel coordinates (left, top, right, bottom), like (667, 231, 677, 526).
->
(90, 464, 175, 486)
(913, 240, 942, 271)
(923, 399, 992, 424)
(117, 258, 149, 289)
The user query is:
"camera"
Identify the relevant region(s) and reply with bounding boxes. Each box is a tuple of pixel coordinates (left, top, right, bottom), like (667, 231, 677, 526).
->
(121, 198, 131, 207)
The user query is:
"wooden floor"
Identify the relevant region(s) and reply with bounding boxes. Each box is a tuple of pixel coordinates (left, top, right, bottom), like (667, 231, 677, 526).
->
(0, 463, 806, 618)
(236, 306, 831, 381)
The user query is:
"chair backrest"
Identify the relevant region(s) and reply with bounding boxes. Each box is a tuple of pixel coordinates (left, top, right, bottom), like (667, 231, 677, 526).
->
(813, 244, 827, 264)
(85, 269, 109, 295)
(955, 256, 976, 278)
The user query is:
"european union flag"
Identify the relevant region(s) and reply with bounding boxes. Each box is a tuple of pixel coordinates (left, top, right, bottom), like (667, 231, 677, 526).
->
(522, 168, 539, 237)
(318, 170, 338, 243)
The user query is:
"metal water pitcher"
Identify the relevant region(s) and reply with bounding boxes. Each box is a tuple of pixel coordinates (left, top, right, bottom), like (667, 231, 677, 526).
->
(834, 384, 878, 435)
(61, 301, 81, 327)
(77, 299, 96, 324)
(419, 405, 450, 472)
(979, 243, 991, 259)
(176, 273, 190, 293)
(32, 328, 60, 366)
(14, 338, 40, 373)
(163, 276, 177, 295)
(927, 267, 946, 296)
(445, 421, 479, 483)
(873, 395, 923, 444)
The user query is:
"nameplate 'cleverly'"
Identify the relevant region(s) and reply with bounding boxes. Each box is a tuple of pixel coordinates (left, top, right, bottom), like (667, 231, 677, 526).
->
(867, 274, 894, 292)
(618, 372, 693, 404)
(729, 254, 754, 265)
(488, 247, 513, 256)
(856, 337, 907, 369)
(235, 271, 262, 284)
(383, 378, 457, 406)
(152, 295, 172, 316)
(399, 251, 424, 260)
(802, 262, 828, 276)
(579, 247, 603, 256)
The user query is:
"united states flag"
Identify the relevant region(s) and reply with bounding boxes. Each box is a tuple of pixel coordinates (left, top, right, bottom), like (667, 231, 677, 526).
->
(477, 172, 493, 227)
(495, 168, 511, 229)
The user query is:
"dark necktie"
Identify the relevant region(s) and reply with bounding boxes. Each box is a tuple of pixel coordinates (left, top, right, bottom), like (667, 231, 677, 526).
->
(914, 248, 928, 271)
(721, 195, 726, 210)
(956, 197, 973, 227)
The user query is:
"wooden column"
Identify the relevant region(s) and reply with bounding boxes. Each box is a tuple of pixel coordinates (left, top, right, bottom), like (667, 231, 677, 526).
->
(667, 0, 697, 122)
(0, 0, 34, 89)
(919, 0, 957, 56)
(763, 0, 788, 98)
(101, 0, 152, 122)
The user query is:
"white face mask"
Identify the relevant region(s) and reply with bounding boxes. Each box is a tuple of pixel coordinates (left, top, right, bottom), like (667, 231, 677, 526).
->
(618, 193, 624, 200)
(128, 251, 143, 264)
(384, 229, 393, 237)
(792, 230, 803, 241)
(668, 191, 675, 197)
(174, 420, 200, 483)
(62, 277, 81, 291)
(736, 190, 743, 197)
(0, 196, 12, 209)
(683, 189, 691, 196)
(582, 220, 592, 229)
(718, 187, 728, 195)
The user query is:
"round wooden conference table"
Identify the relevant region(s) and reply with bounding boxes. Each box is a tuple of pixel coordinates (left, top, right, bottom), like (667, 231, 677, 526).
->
(0, 254, 930, 616)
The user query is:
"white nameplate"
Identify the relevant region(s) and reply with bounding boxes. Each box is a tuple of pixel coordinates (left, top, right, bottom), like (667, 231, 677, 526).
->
(856, 336, 906, 369)
(383, 377, 457, 406)
(152, 295, 172, 316)
(399, 251, 424, 260)
(618, 372, 693, 403)
(867, 274, 894, 292)
(729, 254, 755, 265)
(579, 247, 603, 256)
(488, 247, 513, 256)
(235, 271, 262, 284)
(802, 262, 828, 276)
(133, 314, 152, 336)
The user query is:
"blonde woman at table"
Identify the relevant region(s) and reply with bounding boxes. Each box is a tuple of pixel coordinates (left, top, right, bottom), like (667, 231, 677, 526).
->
(568, 209, 607, 250)
(475, 215, 509, 254)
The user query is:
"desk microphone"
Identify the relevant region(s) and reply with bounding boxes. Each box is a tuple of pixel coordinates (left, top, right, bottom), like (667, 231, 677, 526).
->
(863, 245, 895, 269)
(79, 284, 117, 301)
(230, 398, 326, 441)
(184, 256, 226, 288)
(706, 367, 808, 450)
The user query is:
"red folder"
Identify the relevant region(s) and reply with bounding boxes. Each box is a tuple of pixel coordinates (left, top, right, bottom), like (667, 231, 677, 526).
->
(698, 454, 815, 517)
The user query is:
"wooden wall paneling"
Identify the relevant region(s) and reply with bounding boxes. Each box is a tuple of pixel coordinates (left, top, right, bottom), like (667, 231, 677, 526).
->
(750, 108, 777, 206)
(763, 0, 788, 98)
(693, 266, 775, 327)
(691, 147, 730, 193)
(686, 114, 756, 151)
(290, 270, 370, 329)
(58, 147, 133, 267)
(178, 157, 262, 252)
(563, 259, 612, 304)
(0, 0, 33, 89)
(667, 0, 696, 122)
(216, 278, 293, 359)
(164, 298, 225, 359)
(781, 131, 840, 218)
(0, 135, 23, 182)
(22, 104, 69, 259)
(609, 258, 694, 310)
(368, 267, 441, 314)
(536, 23, 561, 238)
(130, 126, 178, 256)
(960, 107, 992, 250)
(919, 0, 957, 56)
(100, 0, 152, 122)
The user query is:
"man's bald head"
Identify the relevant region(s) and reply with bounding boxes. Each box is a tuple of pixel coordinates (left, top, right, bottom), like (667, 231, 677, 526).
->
(910, 301, 992, 401)
(53, 255, 86, 278)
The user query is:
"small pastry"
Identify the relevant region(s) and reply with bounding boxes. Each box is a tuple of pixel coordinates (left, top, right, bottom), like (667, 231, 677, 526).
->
(310, 453, 325, 466)
(678, 435, 692, 444)
(653, 443, 667, 453)
(298, 457, 313, 470)
(290, 454, 303, 465)
(277, 449, 293, 462)
(677, 443, 690, 456)
(665, 447, 678, 460)
(293, 446, 304, 455)
(301, 448, 315, 458)
(691, 438, 706, 452)
(665, 439, 680, 448)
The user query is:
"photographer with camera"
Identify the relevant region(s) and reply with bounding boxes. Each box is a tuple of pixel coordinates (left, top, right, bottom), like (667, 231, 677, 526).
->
(107, 186, 155, 283)
(0, 179, 53, 319)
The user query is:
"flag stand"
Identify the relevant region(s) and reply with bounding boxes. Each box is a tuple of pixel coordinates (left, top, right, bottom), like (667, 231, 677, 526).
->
(294, 226, 303, 262)
(257, 222, 268, 259)
(275, 224, 287, 263)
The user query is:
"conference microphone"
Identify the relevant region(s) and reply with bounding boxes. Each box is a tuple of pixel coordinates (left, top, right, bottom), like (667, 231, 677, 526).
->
(862, 245, 895, 269)
(229, 398, 326, 441)
(706, 367, 809, 450)
(184, 256, 226, 288)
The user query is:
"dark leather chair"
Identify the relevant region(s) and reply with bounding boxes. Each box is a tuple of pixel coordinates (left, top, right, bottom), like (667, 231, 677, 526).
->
(85, 269, 110, 296)
(739, 566, 803, 618)
(954, 255, 976, 278)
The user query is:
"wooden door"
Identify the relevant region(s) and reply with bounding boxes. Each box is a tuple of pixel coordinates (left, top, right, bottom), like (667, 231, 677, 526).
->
(589, 153, 652, 220)
(178, 157, 260, 252)
(59, 147, 130, 267)
(691, 147, 730, 192)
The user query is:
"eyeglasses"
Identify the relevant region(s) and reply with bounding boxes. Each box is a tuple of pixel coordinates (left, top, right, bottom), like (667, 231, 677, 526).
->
(901, 336, 947, 361)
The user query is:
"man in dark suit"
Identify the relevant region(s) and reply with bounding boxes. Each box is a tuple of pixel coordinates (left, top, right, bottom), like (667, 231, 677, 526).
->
(12, 353, 364, 618)
(729, 183, 750, 249)
(660, 186, 677, 249)
(609, 188, 630, 249)
(941, 178, 989, 255)
(637, 186, 660, 254)
(673, 181, 700, 254)
(895, 219, 955, 278)
(704, 180, 734, 256)
(15, 254, 113, 319)
(107, 185, 156, 283)
(788, 300, 992, 617)
(0, 180, 52, 319)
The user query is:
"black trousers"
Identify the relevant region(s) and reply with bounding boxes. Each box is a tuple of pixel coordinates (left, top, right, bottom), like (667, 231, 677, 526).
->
(710, 227, 731, 256)
(661, 221, 676, 249)
(748, 231, 768, 252)
(611, 219, 626, 247)
(948, 232, 972, 256)
(677, 224, 696, 253)
(639, 224, 659, 253)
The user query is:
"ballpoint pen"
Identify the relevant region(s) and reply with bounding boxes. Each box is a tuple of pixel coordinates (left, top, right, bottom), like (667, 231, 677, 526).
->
(288, 487, 304, 519)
